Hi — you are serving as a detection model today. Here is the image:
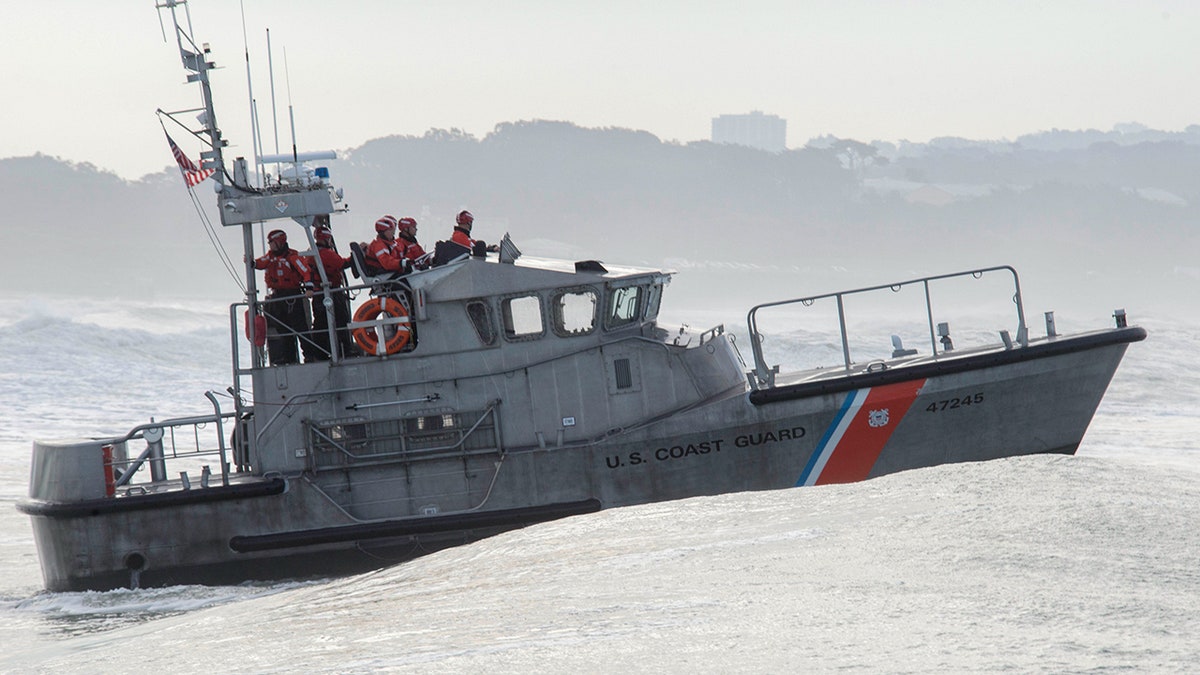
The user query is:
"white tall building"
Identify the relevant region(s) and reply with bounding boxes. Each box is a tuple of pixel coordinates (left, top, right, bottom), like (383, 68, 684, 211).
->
(711, 111, 787, 152)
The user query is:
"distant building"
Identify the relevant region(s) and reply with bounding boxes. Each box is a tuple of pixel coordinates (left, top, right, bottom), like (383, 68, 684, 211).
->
(711, 111, 787, 152)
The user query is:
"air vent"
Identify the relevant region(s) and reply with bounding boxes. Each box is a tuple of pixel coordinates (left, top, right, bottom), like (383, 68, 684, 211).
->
(614, 358, 633, 389)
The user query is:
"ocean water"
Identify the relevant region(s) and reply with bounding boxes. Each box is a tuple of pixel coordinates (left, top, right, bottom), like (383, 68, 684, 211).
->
(1, 295, 1197, 673)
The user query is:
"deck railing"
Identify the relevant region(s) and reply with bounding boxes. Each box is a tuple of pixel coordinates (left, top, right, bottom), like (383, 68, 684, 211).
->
(108, 391, 238, 493)
(746, 266, 1028, 388)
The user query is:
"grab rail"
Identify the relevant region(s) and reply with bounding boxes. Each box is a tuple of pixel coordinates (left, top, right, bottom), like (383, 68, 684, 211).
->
(110, 406, 239, 490)
(746, 265, 1027, 388)
(306, 402, 503, 471)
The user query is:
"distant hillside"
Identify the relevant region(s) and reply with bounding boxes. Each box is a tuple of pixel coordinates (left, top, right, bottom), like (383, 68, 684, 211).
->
(1, 122, 1196, 314)
(0, 154, 234, 299)
(336, 121, 854, 262)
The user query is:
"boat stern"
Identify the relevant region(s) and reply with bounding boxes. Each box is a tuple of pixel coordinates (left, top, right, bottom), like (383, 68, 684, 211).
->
(27, 437, 127, 502)
(20, 438, 129, 589)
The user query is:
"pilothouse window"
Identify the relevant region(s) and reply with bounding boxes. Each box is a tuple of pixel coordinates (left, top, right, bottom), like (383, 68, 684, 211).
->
(552, 288, 599, 337)
(502, 294, 545, 341)
(466, 301, 497, 346)
(605, 286, 643, 330)
(645, 283, 663, 321)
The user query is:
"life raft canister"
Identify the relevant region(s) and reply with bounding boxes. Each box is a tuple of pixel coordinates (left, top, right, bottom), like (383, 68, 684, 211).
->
(352, 296, 411, 355)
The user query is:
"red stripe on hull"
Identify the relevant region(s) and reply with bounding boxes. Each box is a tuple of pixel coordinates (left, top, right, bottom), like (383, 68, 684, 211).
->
(815, 379, 926, 485)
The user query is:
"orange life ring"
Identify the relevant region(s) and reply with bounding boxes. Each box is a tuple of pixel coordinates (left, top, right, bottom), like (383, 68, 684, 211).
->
(352, 296, 411, 355)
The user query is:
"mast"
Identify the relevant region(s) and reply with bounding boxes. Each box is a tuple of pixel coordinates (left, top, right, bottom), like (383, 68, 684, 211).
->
(158, 5, 342, 221)
(154, 0, 347, 366)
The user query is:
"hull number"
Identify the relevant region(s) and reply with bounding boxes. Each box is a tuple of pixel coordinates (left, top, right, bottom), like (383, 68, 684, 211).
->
(925, 392, 984, 413)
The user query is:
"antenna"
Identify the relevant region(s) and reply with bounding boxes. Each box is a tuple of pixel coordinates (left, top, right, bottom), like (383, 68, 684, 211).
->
(182, 0, 194, 36)
(239, 0, 262, 189)
(252, 36, 339, 184)
(155, 2, 169, 41)
(285, 47, 299, 165)
(157, 0, 226, 187)
(267, 28, 281, 182)
(251, 99, 264, 179)
(251, 98, 266, 251)
(156, 0, 197, 41)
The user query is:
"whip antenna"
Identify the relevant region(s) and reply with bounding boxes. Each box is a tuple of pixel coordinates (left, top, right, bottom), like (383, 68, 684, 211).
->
(239, 0, 263, 189)
(267, 28, 281, 182)
(285, 47, 299, 165)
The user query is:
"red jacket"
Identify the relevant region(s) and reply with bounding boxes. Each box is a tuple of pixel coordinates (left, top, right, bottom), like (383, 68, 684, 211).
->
(365, 236, 405, 274)
(450, 227, 475, 249)
(310, 247, 352, 288)
(254, 248, 312, 292)
(398, 233, 427, 265)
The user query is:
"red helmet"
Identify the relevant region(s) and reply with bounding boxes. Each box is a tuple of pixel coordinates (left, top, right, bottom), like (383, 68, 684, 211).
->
(314, 225, 333, 243)
(456, 210, 474, 227)
(267, 229, 287, 244)
(398, 217, 417, 230)
(375, 215, 398, 232)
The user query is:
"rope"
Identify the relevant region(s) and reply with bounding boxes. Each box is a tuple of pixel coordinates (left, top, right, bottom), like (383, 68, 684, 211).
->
(186, 184, 246, 293)
(158, 114, 246, 294)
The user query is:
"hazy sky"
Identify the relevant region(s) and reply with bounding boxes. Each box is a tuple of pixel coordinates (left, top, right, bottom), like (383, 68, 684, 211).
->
(2, 1, 1195, 179)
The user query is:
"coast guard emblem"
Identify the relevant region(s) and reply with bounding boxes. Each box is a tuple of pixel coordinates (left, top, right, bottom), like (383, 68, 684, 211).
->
(868, 408, 890, 428)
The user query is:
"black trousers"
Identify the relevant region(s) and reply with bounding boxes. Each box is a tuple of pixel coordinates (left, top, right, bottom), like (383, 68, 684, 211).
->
(310, 288, 354, 360)
(264, 289, 312, 365)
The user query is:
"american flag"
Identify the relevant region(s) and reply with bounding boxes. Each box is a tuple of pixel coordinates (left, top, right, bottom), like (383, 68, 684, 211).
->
(165, 133, 216, 187)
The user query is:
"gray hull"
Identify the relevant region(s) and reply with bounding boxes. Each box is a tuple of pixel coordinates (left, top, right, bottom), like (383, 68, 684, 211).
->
(17, 8, 1147, 593)
(20, 326, 1142, 592)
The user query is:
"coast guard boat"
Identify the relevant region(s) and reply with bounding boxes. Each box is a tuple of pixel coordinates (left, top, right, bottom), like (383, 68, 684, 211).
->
(18, 3, 1145, 591)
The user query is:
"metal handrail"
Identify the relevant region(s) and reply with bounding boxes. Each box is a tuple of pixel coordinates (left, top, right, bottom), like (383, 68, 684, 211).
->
(746, 265, 1027, 388)
(111, 408, 238, 488)
(308, 404, 502, 466)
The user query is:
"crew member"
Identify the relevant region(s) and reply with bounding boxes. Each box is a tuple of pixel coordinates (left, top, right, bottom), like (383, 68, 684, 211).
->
(253, 229, 315, 365)
(451, 210, 499, 255)
(309, 224, 355, 360)
(363, 215, 408, 276)
(396, 217, 428, 270)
